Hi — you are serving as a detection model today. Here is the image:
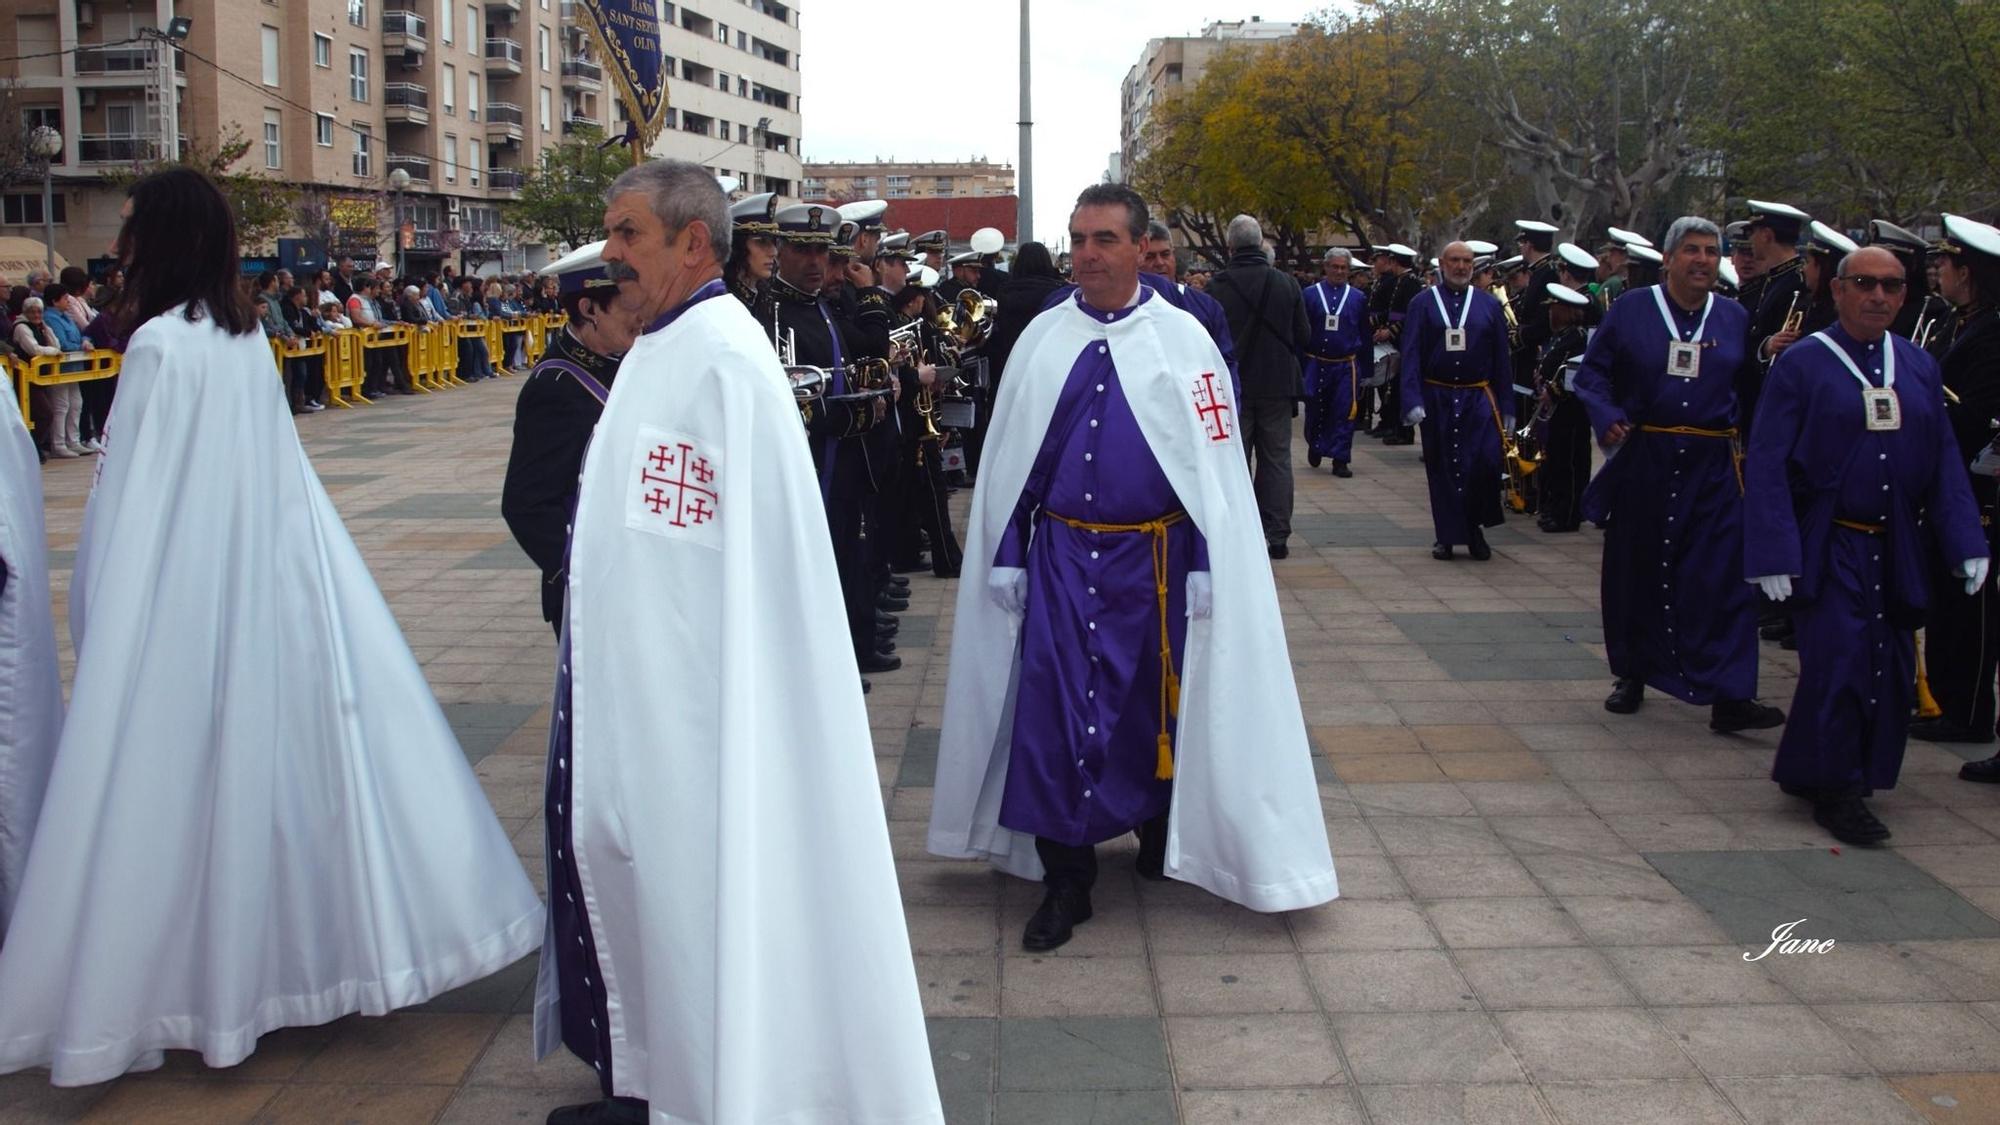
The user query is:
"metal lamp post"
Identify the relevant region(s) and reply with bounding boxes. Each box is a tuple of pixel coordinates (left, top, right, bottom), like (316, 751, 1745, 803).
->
(388, 166, 412, 277)
(29, 125, 62, 276)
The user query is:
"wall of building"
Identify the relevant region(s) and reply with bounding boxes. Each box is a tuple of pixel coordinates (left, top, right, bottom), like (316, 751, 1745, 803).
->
(799, 160, 1017, 202)
(641, 0, 802, 200)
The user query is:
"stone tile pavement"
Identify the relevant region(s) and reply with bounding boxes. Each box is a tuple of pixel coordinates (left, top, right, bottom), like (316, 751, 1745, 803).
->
(7, 381, 2000, 1123)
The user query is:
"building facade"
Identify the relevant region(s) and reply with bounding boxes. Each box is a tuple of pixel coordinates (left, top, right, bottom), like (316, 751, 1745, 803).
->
(799, 158, 1015, 203)
(642, 0, 801, 200)
(1, 0, 802, 277)
(1117, 18, 1297, 186)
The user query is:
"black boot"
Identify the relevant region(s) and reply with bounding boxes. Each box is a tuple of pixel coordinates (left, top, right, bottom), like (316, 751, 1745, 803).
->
(1812, 796, 1890, 846)
(1467, 527, 1492, 561)
(1431, 542, 1455, 561)
(1330, 461, 1353, 478)
(1604, 678, 1644, 714)
(1135, 816, 1169, 881)
(1711, 699, 1786, 733)
(548, 1097, 650, 1125)
(1307, 448, 1322, 468)
(1960, 755, 2000, 784)
(1022, 883, 1094, 951)
(857, 650, 902, 673)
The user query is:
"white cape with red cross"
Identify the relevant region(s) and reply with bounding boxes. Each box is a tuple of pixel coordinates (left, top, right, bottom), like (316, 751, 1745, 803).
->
(537, 289, 942, 1123)
(928, 287, 1338, 913)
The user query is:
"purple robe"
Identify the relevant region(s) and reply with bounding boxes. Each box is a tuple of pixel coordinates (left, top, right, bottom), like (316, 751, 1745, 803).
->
(994, 300, 1210, 847)
(1301, 281, 1370, 464)
(1573, 286, 1759, 704)
(1745, 325, 1985, 794)
(1398, 284, 1513, 545)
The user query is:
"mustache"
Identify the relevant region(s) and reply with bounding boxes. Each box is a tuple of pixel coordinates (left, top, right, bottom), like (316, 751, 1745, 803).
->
(605, 261, 641, 283)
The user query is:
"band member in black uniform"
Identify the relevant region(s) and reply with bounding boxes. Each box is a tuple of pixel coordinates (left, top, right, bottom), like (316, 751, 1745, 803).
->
(1371, 243, 1422, 445)
(1745, 200, 1813, 397)
(500, 241, 646, 635)
(726, 191, 779, 310)
(1911, 216, 2000, 759)
(1727, 220, 1766, 314)
(1511, 220, 1563, 417)
(912, 229, 948, 284)
(1798, 220, 1857, 338)
(1871, 219, 1955, 349)
(1626, 243, 1663, 290)
(771, 202, 900, 675)
(1533, 282, 1596, 533)
(880, 250, 964, 579)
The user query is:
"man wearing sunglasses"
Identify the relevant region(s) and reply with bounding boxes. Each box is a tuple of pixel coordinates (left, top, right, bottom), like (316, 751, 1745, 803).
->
(1745, 244, 1989, 847)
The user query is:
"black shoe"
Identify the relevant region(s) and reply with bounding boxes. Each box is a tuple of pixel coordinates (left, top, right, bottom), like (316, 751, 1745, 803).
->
(874, 609, 898, 628)
(934, 566, 961, 579)
(861, 678, 871, 694)
(1467, 528, 1491, 561)
(1022, 885, 1094, 952)
(887, 575, 911, 591)
(1910, 718, 1995, 745)
(1812, 797, 1890, 846)
(548, 1097, 650, 1125)
(1779, 633, 1797, 651)
(878, 595, 910, 612)
(1268, 542, 1289, 560)
(1330, 461, 1353, 478)
(1135, 821, 1168, 881)
(1605, 678, 1644, 714)
(891, 559, 928, 574)
(1381, 431, 1414, 446)
(1711, 699, 1786, 733)
(1760, 619, 1795, 642)
(1960, 755, 2000, 784)
(1779, 782, 1819, 799)
(1432, 543, 1454, 561)
(875, 639, 898, 657)
(1307, 448, 1322, 468)
(857, 650, 902, 673)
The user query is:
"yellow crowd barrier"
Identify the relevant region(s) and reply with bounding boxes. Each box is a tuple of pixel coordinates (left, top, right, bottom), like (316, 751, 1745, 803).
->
(9, 349, 120, 433)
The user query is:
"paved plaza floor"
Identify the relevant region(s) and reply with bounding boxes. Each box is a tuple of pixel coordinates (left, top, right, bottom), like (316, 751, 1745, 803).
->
(7, 379, 2000, 1124)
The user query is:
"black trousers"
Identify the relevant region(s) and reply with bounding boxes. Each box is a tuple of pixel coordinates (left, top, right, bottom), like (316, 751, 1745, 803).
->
(1035, 812, 1169, 891)
(1927, 551, 2000, 735)
(902, 440, 963, 576)
(1537, 398, 1592, 530)
(78, 375, 116, 443)
(827, 495, 874, 660)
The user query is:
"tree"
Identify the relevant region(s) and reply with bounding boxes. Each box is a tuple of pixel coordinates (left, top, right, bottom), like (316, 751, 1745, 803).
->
(506, 124, 628, 251)
(100, 129, 297, 251)
(0, 82, 39, 189)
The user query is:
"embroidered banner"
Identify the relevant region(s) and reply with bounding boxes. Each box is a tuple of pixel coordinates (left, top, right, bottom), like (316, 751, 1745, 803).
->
(574, 0, 668, 153)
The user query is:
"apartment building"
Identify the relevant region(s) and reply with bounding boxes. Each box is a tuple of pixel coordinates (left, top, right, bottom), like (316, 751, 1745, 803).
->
(1117, 17, 1298, 185)
(799, 158, 1015, 203)
(643, 0, 801, 200)
(1, 0, 620, 274)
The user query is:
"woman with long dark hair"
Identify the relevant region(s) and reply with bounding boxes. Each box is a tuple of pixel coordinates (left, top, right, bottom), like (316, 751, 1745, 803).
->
(0, 167, 541, 1086)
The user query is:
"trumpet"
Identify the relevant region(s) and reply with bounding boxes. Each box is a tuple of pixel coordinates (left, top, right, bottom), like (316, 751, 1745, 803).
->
(785, 365, 827, 402)
(888, 321, 923, 368)
(1779, 289, 1807, 337)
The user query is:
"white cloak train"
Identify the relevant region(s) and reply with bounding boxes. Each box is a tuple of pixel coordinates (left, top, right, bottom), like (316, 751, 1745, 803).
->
(533, 284, 942, 1124)
(0, 381, 61, 939)
(0, 307, 543, 1086)
(927, 290, 1338, 912)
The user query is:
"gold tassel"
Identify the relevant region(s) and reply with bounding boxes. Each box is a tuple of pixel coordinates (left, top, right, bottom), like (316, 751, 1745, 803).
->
(1166, 671, 1181, 718)
(1156, 733, 1175, 780)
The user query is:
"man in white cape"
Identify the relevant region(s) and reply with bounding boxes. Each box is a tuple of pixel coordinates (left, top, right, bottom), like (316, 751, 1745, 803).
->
(0, 168, 541, 1086)
(0, 380, 61, 940)
(535, 161, 941, 1125)
(928, 184, 1336, 952)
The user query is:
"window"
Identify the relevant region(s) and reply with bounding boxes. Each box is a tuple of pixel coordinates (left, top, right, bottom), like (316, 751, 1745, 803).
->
(442, 63, 456, 113)
(468, 73, 480, 120)
(717, 71, 730, 92)
(717, 118, 729, 139)
(664, 3, 676, 21)
(106, 103, 136, 136)
(2, 193, 67, 225)
(349, 49, 370, 102)
(662, 55, 675, 79)
(261, 26, 280, 85)
(443, 134, 457, 183)
(466, 5, 479, 54)
(539, 87, 552, 131)
(263, 108, 281, 168)
(738, 123, 748, 143)
(347, 0, 368, 28)
(469, 138, 482, 185)
(312, 33, 332, 68)
(538, 28, 550, 71)
(716, 22, 729, 43)
(352, 126, 372, 176)
(22, 106, 61, 135)
(316, 113, 335, 146)
(737, 30, 747, 49)
(737, 76, 747, 97)
(439, 5, 453, 44)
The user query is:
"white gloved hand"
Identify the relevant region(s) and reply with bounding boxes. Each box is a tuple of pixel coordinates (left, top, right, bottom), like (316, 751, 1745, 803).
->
(1754, 574, 1793, 602)
(1187, 571, 1213, 620)
(1963, 557, 1991, 595)
(988, 566, 1028, 615)
(1404, 407, 1427, 426)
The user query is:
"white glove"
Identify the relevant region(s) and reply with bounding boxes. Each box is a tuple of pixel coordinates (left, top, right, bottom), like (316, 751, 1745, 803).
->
(1754, 574, 1793, 602)
(988, 566, 1028, 615)
(1404, 407, 1427, 426)
(1964, 557, 1991, 595)
(1187, 571, 1213, 620)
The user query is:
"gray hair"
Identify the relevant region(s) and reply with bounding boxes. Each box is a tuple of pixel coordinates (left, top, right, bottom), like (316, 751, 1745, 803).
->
(1226, 214, 1265, 252)
(20, 296, 42, 312)
(1145, 220, 1172, 244)
(1662, 216, 1721, 258)
(1322, 246, 1353, 265)
(607, 159, 732, 266)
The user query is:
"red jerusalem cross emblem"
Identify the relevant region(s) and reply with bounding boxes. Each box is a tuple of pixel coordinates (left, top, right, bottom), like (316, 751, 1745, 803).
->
(638, 441, 717, 528)
(1192, 371, 1232, 442)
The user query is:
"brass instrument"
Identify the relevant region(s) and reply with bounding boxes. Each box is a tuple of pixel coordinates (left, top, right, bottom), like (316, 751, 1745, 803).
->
(1779, 289, 1808, 337)
(1495, 283, 1521, 352)
(888, 321, 923, 368)
(950, 289, 997, 348)
(1912, 298, 1948, 352)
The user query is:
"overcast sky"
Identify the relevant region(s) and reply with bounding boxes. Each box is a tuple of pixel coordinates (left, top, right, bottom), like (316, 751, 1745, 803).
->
(797, 1, 1316, 249)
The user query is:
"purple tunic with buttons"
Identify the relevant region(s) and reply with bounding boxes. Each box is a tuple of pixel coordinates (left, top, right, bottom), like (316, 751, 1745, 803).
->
(1745, 325, 1985, 794)
(995, 295, 1209, 848)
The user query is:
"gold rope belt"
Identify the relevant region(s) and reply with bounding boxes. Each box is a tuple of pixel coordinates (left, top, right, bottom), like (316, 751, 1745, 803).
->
(1833, 517, 1885, 535)
(1044, 508, 1189, 780)
(1638, 424, 1745, 494)
(1311, 355, 1360, 420)
(1420, 379, 1513, 467)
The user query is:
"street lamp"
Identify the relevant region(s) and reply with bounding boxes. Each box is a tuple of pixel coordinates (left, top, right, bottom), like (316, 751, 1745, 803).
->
(29, 126, 61, 276)
(388, 165, 412, 278)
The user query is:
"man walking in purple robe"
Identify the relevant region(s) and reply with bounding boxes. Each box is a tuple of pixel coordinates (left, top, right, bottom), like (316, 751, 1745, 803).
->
(1401, 241, 1513, 560)
(1746, 244, 1988, 845)
(1302, 247, 1371, 478)
(1573, 216, 1786, 733)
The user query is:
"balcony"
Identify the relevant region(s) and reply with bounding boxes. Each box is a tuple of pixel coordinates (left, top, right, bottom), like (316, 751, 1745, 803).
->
(562, 115, 599, 136)
(488, 168, 526, 196)
(383, 83, 431, 125)
(382, 10, 428, 54)
(387, 152, 432, 184)
(484, 38, 523, 76)
(76, 133, 154, 163)
(74, 44, 154, 75)
(485, 0, 522, 12)
(485, 101, 524, 144)
(560, 58, 602, 91)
